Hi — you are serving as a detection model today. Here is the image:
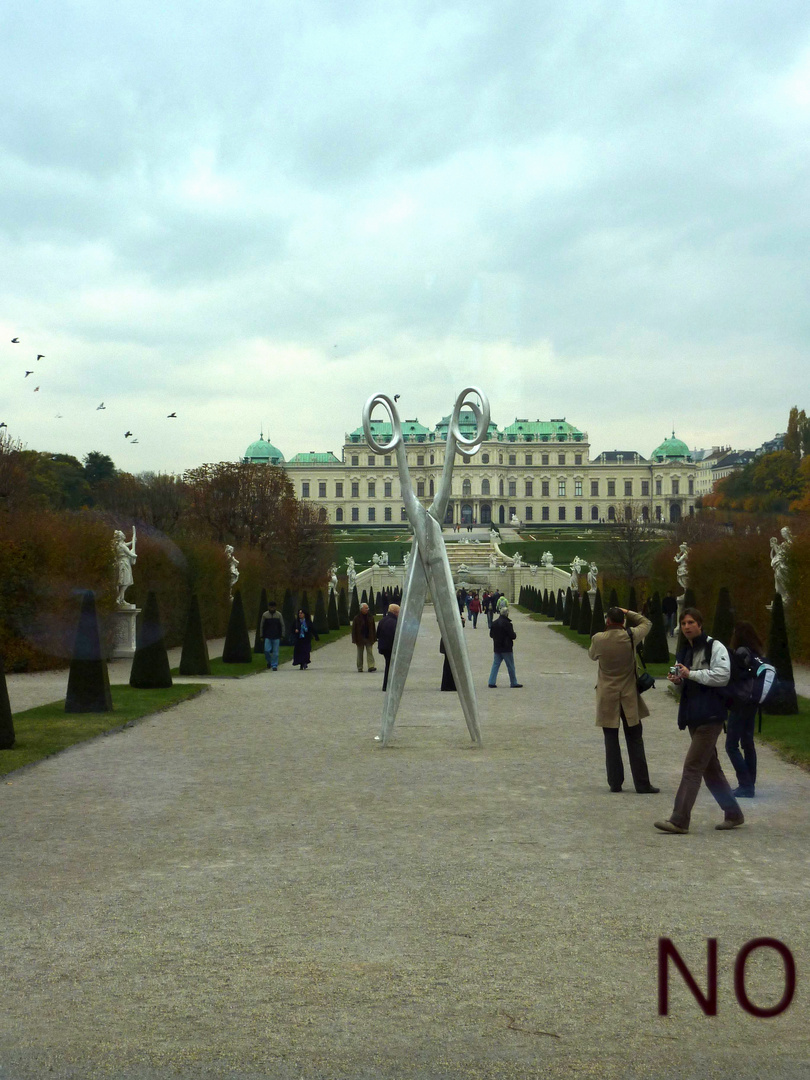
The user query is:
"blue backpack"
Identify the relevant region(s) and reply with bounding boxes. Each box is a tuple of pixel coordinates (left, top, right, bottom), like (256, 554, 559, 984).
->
(727, 648, 778, 709)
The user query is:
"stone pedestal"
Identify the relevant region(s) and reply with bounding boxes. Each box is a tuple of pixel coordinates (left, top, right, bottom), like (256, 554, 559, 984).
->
(110, 607, 140, 658)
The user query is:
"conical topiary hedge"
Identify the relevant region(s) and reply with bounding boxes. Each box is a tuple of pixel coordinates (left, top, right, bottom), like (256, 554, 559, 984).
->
(281, 588, 296, 645)
(337, 587, 349, 626)
(766, 592, 798, 714)
(710, 586, 735, 647)
(349, 586, 360, 621)
(66, 591, 113, 713)
(222, 589, 253, 664)
(676, 587, 697, 654)
(569, 592, 580, 631)
(327, 590, 340, 630)
(563, 587, 572, 625)
(179, 592, 211, 676)
(313, 589, 329, 635)
(253, 588, 268, 654)
(589, 588, 605, 638)
(628, 586, 638, 613)
(130, 590, 173, 688)
(0, 653, 15, 749)
(642, 591, 670, 663)
(578, 591, 592, 636)
(608, 588, 619, 610)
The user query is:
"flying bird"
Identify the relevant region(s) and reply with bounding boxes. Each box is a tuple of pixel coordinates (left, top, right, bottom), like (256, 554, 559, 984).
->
(33, 386, 39, 392)
(167, 412, 177, 418)
(124, 431, 132, 438)
(36, 354, 45, 361)
(55, 413, 63, 418)
(24, 370, 33, 377)
(394, 394, 400, 402)
(130, 439, 139, 444)
(11, 338, 19, 343)
(97, 402, 106, 410)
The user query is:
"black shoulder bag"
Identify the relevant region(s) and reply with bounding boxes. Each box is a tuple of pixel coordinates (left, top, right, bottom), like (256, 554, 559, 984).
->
(627, 628, 655, 694)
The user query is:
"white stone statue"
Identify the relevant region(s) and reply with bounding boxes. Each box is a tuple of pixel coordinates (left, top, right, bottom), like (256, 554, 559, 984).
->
(674, 542, 689, 591)
(488, 552, 499, 569)
(510, 513, 520, 526)
(572, 555, 586, 575)
(372, 552, 380, 565)
(499, 564, 507, 574)
(346, 555, 357, 591)
(569, 563, 580, 592)
(113, 527, 137, 608)
(379, 551, 389, 566)
(490, 528, 499, 544)
(512, 551, 523, 568)
(770, 530, 793, 602)
(403, 549, 411, 570)
(225, 545, 239, 598)
(587, 562, 598, 592)
(529, 564, 538, 575)
(328, 564, 338, 596)
(541, 551, 554, 567)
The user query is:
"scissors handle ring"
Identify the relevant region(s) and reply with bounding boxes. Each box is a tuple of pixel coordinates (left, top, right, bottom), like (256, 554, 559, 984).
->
(362, 393, 402, 454)
(449, 386, 490, 453)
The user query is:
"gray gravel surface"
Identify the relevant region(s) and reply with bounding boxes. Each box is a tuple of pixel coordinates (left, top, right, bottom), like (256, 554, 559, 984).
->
(1, 612, 809, 1079)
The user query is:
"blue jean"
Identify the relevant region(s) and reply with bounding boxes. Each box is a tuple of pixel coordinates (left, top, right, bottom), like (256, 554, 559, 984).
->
(264, 638, 280, 669)
(489, 651, 518, 686)
(725, 705, 757, 791)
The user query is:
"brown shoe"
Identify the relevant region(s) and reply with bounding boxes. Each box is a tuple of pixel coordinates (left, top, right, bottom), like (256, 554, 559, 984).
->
(715, 816, 745, 830)
(654, 820, 688, 834)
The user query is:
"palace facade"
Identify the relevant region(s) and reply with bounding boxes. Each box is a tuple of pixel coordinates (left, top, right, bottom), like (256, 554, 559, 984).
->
(244, 416, 698, 528)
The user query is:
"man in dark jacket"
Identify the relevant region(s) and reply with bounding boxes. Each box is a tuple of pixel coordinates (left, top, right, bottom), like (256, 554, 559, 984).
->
(375, 603, 399, 691)
(352, 603, 377, 672)
(260, 600, 285, 671)
(488, 600, 523, 688)
(661, 591, 678, 636)
(655, 607, 743, 834)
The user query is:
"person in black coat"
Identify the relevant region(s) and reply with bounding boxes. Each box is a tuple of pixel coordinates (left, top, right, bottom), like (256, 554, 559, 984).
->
(292, 608, 319, 670)
(488, 601, 522, 688)
(439, 611, 465, 690)
(376, 604, 399, 691)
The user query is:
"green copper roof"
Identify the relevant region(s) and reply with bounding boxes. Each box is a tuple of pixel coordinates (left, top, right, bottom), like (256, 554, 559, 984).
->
(501, 418, 584, 442)
(347, 419, 430, 443)
(651, 434, 692, 462)
(244, 435, 285, 464)
(288, 452, 342, 464)
(434, 411, 499, 438)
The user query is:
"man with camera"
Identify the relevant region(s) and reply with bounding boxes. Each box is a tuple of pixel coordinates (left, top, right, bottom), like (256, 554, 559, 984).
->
(588, 606, 659, 794)
(654, 607, 743, 834)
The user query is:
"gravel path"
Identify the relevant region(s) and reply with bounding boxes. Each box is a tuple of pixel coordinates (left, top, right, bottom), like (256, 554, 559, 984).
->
(1, 612, 809, 1079)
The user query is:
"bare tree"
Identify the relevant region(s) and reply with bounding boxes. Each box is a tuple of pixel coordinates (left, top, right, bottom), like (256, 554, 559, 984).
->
(602, 502, 661, 583)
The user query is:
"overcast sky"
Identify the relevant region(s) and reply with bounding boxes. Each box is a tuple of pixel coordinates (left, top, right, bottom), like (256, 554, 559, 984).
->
(2, 0, 809, 473)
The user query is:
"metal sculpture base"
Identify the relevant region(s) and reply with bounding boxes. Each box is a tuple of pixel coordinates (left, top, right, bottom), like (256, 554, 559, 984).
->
(110, 607, 140, 658)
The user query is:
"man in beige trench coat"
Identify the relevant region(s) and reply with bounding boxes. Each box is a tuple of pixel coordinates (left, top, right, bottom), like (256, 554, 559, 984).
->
(588, 606, 660, 794)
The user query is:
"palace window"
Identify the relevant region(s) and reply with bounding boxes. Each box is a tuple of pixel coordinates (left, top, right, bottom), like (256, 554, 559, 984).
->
(591, 506, 599, 521)
(509, 506, 516, 519)
(368, 482, 375, 497)
(591, 480, 599, 496)
(463, 455, 471, 464)
(509, 454, 517, 466)
(302, 482, 310, 498)
(574, 480, 582, 497)
(525, 480, 533, 496)
(401, 507, 408, 520)
(542, 506, 549, 520)
(384, 480, 392, 497)
(558, 506, 566, 520)
(608, 506, 616, 521)
(351, 481, 359, 498)
(482, 453, 489, 464)
(558, 454, 565, 466)
(688, 478, 694, 495)
(575, 454, 582, 465)
(624, 480, 632, 496)
(384, 455, 391, 466)
(368, 507, 375, 521)
(655, 505, 662, 521)
(462, 479, 472, 496)
(335, 482, 343, 498)
(558, 480, 566, 497)
(508, 481, 517, 496)
(429, 479, 434, 496)
(672, 479, 680, 495)
(351, 455, 359, 467)
(417, 480, 425, 496)
(384, 506, 392, 521)
(641, 480, 649, 496)
(607, 480, 616, 497)
(542, 454, 549, 465)
(430, 454, 435, 465)
(417, 454, 425, 466)
(499, 479, 504, 496)
(351, 507, 359, 521)
(368, 455, 375, 467)
(482, 479, 490, 495)
(525, 506, 533, 521)
(575, 506, 583, 521)
(655, 479, 662, 495)
(319, 482, 326, 498)
(335, 508, 343, 522)
(525, 454, 532, 465)
(542, 480, 550, 497)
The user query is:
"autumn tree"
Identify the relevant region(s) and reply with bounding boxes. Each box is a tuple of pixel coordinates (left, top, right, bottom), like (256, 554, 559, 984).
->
(601, 503, 660, 584)
(183, 462, 296, 550)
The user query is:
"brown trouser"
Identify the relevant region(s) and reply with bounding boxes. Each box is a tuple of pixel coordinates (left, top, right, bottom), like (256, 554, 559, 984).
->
(670, 722, 742, 829)
(356, 643, 376, 671)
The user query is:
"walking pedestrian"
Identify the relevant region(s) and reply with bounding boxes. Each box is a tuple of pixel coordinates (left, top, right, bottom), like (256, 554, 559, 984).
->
(352, 602, 378, 672)
(725, 621, 763, 798)
(292, 608, 318, 670)
(662, 591, 678, 637)
(260, 600, 285, 671)
(488, 600, 522, 688)
(376, 603, 399, 691)
(469, 593, 481, 628)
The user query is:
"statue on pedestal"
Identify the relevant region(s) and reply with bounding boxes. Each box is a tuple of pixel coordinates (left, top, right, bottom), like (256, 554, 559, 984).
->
(225, 545, 239, 598)
(379, 551, 389, 566)
(512, 551, 523, 568)
(113, 527, 137, 608)
(489, 552, 499, 569)
(328, 564, 338, 596)
(674, 542, 689, 592)
(541, 551, 554, 567)
(346, 555, 357, 592)
(587, 562, 598, 593)
(770, 528, 793, 603)
(569, 562, 580, 592)
(510, 513, 520, 526)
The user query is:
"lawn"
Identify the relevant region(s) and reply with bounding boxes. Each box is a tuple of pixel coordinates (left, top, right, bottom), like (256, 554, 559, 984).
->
(173, 624, 354, 677)
(1, 683, 209, 777)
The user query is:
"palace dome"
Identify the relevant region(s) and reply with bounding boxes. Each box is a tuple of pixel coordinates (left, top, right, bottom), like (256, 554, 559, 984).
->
(651, 433, 692, 462)
(243, 434, 285, 465)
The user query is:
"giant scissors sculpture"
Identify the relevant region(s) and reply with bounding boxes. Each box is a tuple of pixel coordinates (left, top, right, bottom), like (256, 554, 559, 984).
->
(362, 388, 491, 747)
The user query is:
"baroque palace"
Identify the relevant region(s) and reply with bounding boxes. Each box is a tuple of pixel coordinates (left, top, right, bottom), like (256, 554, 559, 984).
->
(243, 414, 697, 528)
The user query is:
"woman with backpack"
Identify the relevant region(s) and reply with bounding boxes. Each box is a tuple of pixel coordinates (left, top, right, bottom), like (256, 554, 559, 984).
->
(725, 621, 764, 799)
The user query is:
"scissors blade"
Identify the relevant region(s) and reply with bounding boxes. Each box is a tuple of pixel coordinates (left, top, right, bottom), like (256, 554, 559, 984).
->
(423, 517, 482, 746)
(378, 542, 428, 746)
